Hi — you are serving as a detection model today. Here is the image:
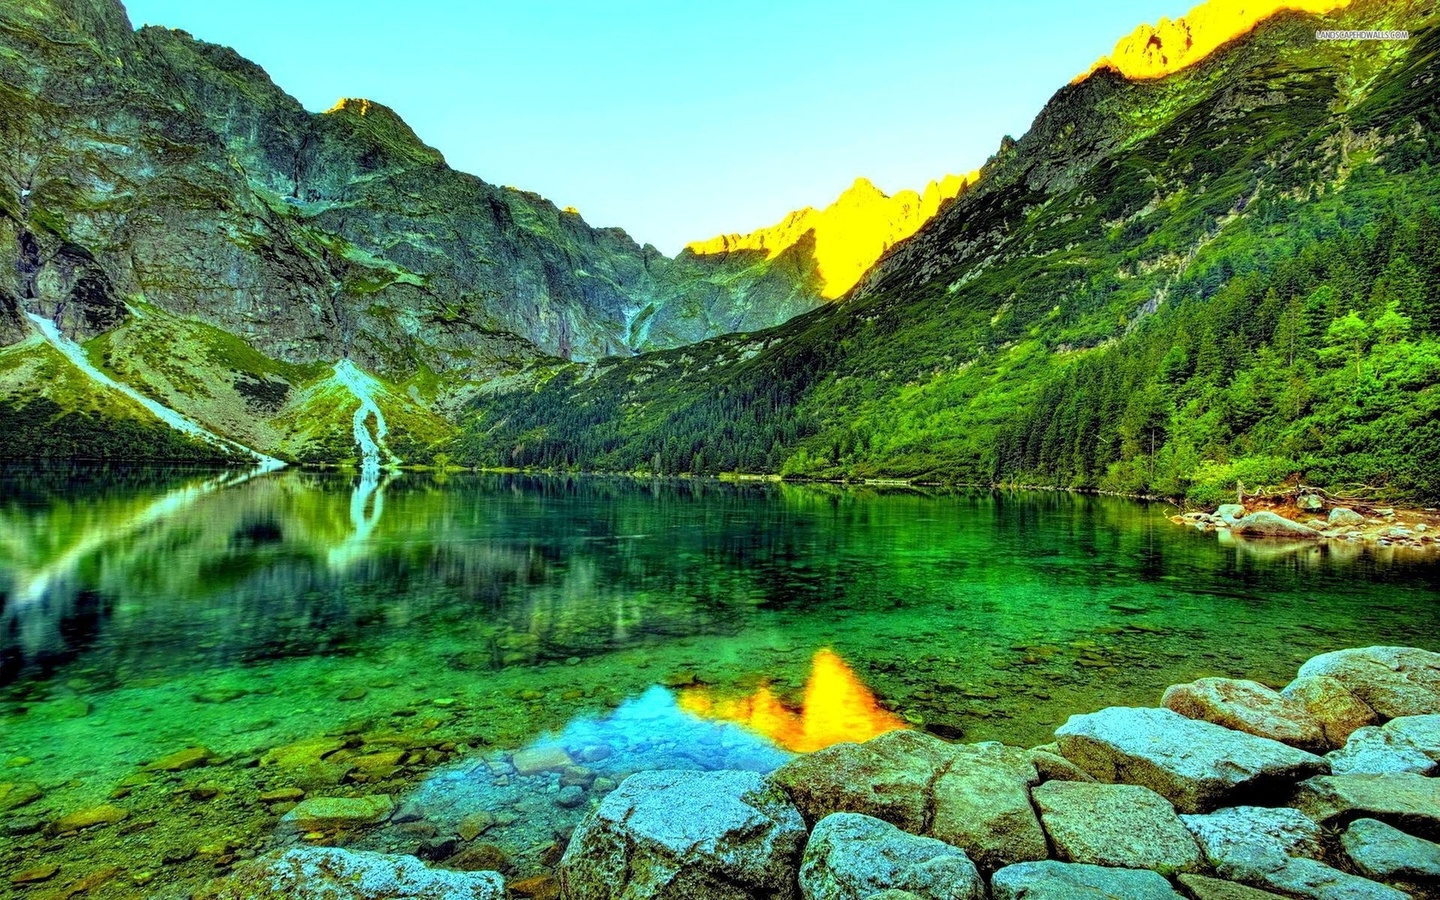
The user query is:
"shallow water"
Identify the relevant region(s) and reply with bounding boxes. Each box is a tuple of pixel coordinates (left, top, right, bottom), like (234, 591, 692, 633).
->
(1, 468, 1437, 895)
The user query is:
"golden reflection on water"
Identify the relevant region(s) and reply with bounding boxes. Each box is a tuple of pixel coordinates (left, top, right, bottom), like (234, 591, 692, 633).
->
(678, 648, 908, 752)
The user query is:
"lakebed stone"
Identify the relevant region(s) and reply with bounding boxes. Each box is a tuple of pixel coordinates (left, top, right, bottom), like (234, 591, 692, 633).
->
(1162, 678, 1325, 750)
(798, 812, 983, 900)
(1177, 873, 1289, 899)
(1297, 646, 1440, 719)
(53, 803, 128, 832)
(512, 745, 575, 776)
(0, 781, 43, 812)
(558, 769, 806, 900)
(148, 746, 216, 772)
(1031, 780, 1201, 873)
(280, 795, 396, 832)
(1055, 706, 1329, 812)
(990, 860, 1184, 899)
(194, 846, 503, 899)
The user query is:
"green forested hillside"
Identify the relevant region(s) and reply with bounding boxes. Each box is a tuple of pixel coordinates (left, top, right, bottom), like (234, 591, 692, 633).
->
(455, 1, 1440, 504)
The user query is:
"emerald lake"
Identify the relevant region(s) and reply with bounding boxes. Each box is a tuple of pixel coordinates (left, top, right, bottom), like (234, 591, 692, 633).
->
(2, 467, 1437, 896)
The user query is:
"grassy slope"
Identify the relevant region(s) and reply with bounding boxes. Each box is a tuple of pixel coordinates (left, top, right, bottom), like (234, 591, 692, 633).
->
(455, 5, 1440, 503)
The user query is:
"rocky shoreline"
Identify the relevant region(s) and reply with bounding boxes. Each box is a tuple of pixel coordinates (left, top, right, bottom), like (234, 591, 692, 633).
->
(1172, 494, 1440, 554)
(179, 645, 1440, 899)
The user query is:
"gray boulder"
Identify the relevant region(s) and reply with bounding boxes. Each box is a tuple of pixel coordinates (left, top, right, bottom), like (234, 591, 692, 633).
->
(1328, 507, 1366, 527)
(1231, 512, 1321, 539)
(1297, 646, 1440, 719)
(1342, 817, 1440, 884)
(1162, 678, 1325, 751)
(1176, 873, 1290, 899)
(1328, 715, 1440, 775)
(194, 847, 504, 899)
(989, 860, 1184, 899)
(1182, 806, 1404, 900)
(1281, 675, 1379, 748)
(1054, 706, 1329, 813)
(558, 770, 806, 900)
(1291, 773, 1440, 838)
(1217, 504, 1247, 523)
(798, 813, 983, 900)
(1297, 494, 1325, 512)
(927, 742, 1047, 871)
(1031, 780, 1200, 873)
(770, 730, 950, 833)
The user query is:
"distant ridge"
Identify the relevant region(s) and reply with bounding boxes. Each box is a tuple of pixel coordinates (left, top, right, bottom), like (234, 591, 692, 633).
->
(1078, 0, 1354, 82)
(686, 172, 980, 300)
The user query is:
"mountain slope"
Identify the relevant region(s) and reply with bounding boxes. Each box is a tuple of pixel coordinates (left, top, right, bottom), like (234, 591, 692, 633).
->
(457, 0, 1440, 503)
(0, 0, 855, 463)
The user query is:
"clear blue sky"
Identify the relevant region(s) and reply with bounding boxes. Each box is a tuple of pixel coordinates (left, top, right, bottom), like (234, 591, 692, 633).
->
(121, 0, 1188, 254)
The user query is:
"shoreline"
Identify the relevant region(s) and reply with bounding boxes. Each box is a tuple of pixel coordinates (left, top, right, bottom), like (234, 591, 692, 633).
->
(191, 644, 1440, 899)
(1169, 490, 1440, 554)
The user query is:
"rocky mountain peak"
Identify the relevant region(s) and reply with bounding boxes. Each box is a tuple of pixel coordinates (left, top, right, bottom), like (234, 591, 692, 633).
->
(1079, 0, 1354, 81)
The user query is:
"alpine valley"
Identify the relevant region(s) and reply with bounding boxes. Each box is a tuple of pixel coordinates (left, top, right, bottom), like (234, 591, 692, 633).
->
(3, 0, 1439, 505)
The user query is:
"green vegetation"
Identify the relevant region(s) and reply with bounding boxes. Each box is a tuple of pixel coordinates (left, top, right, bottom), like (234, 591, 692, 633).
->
(454, 14, 1440, 505)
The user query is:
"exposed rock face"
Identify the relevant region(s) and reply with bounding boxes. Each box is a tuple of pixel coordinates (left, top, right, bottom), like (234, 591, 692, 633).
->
(989, 860, 1185, 899)
(1297, 647, 1440, 719)
(1080, 0, 1354, 81)
(1031, 781, 1201, 873)
(557, 770, 806, 900)
(1162, 678, 1326, 751)
(797, 813, 984, 900)
(1054, 707, 1329, 813)
(1342, 818, 1440, 884)
(194, 847, 504, 899)
(1281, 676, 1379, 748)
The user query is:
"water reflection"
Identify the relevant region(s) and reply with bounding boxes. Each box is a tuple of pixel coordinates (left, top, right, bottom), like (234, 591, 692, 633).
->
(362, 686, 793, 870)
(678, 648, 908, 752)
(328, 472, 395, 570)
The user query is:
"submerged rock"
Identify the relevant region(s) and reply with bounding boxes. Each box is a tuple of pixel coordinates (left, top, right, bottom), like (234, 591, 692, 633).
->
(53, 804, 128, 832)
(1342, 817, 1440, 883)
(1162, 678, 1325, 751)
(1297, 647, 1440, 719)
(1054, 707, 1328, 813)
(194, 846, 503, 899)
(558, 769, 806, 900)
(0, 781, 43, 812)
(798, 812, 983, 900)
(1281, 676, 1378, 748)
(989, 860, 1184, 899)
(280, 795, 396, 832)
(1031, 780, 1201, 873)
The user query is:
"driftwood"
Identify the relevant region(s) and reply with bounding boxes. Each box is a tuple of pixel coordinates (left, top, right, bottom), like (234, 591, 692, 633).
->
(1236, 480, 1388, 512)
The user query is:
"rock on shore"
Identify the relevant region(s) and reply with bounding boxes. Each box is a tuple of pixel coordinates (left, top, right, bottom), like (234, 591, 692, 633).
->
(555, 645, 1438, 900)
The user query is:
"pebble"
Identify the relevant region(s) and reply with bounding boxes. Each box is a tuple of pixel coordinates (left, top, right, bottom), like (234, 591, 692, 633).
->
(458, 812, 495, 842)
(54, 804, 128, 832)
(259, 788, 306, 803)
(337, 687, 368, 702)
(148, 746, 215, 772)
(556, 785, 586, 808)
(9, 863, 59, 885)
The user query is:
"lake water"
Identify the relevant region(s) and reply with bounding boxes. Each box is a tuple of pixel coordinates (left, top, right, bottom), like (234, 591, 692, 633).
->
(2, 467, 1437, 896)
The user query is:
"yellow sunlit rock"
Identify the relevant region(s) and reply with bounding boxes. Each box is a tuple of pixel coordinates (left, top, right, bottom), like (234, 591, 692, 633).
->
(678, 648, 908, 752)
(686, 172, 980, 300)
(1078, 0, 1354, 82)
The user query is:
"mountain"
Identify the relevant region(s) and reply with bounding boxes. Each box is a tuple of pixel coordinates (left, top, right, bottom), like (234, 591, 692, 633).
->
(1080, 0, 1356, 81)
(457, 0, 1440, 504)
(0, 0, 848, 465)
(685, 173, 978, 301)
